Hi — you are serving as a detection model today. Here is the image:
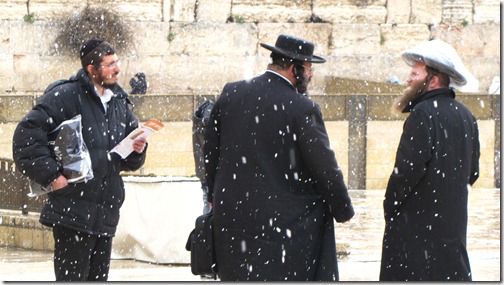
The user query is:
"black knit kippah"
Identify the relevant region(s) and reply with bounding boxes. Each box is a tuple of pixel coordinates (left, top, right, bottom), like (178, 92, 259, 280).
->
(80, 39, 104, 59)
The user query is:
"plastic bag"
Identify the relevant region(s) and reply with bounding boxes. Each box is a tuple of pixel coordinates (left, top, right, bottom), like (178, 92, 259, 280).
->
(28, 115, 94, 197)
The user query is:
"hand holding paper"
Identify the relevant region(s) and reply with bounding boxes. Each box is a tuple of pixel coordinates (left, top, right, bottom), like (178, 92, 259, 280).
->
(110, 118, 164, 159)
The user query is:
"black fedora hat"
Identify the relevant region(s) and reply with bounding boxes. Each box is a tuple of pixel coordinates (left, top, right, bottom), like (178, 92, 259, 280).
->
(260, 34, 326, 63)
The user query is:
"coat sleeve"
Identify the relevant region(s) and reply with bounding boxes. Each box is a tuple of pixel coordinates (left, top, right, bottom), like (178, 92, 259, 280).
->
(295, 102, 354, 223)
(121, 110, 147, 172)
(384, 108, 433, 221)
(12, 90, 72, 186)
(469, 118, 480, 185)
(203, 96, 222, 204)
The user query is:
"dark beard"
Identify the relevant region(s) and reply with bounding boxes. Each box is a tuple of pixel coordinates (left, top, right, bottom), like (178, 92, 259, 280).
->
(295, 74, 310, 96)
(101, 82, 117, 89)
(391, 79, 429, 114)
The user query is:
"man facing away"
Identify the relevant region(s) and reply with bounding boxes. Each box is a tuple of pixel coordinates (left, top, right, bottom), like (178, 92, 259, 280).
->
(380, 40, 480, 281)
(203, 34, 355, 281)
(12, 39, 148, 281)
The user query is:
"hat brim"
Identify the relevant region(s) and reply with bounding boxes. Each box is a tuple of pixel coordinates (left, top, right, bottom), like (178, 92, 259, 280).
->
(260, 43, 326, 63)
(402, 52, 467, 86)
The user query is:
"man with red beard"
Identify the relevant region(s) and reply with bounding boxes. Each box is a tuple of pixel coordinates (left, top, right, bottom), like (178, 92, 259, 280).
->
(13, 39, 147, 281)
(380, 40, 480, 281)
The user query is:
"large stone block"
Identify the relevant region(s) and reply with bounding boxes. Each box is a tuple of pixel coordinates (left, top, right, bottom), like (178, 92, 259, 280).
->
(161, 54, 260, 93)
(169, 22, 257, 56)
(380, 24, 430, 56)
(0, 55, 14, 91)
(84, 0, 164, 21)
(9, 21, 60, 56)
(257, 23, 332, 57)
(0, 0, 26, 21)
(473, 0, 500, 24)
(170, 0, 196, 22)
(313, 1, 387, 24)
(28, 0, 85, 21)
(128, 22, 171, 56)
(441, 0, 473, 24)
(331, 23, 381, 55)
(410, 0, 442, 24)
(386, 0, 410, 24)
(196, 0, 231, 23)
(232, 0, 312, 23)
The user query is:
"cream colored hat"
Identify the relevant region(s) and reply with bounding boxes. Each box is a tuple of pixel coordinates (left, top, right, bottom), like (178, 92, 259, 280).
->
(402, 40, 479, 92)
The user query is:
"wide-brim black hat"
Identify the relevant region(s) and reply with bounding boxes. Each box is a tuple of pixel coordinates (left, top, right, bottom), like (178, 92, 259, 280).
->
(260, 34, 326, 63)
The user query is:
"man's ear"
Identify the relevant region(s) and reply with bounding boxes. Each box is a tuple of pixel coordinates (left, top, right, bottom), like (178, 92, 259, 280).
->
(86, 65, 96, 77)
(428, 75, 441, 89)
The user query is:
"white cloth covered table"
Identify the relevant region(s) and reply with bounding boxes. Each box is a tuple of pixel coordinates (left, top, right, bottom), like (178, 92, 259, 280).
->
(111, 176, 202, 264)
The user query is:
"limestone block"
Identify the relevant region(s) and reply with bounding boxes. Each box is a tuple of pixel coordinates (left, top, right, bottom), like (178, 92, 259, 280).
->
(170, 0, 196, 22)
(322, 54, 408, 87)
(473, 0, 500, 24)
(13, 55, 79, 91)
(28, 0, 85, 21)
(386, 0, 410, 24)
(441, 0, 473, 24)
(9, 21, 60, 56)
(169, 22, 257, 56)
(0, 55, 14, 91)
(0, 0, 26, 21)
(331, 24, 381, 56)
(410, 0, 442, 24)
(461, 55, 500, 93)
(257, 23, 332, 58)
(196, 0, 231, 23)
(232, 0, 312, 23)
(128, 22, 171, 56)
(431, 23, 500, 57)
(162, 54, 261, 94)
(0, 21, 11, 55)
(85, 0, 164, 21)
(380, 24, 430, 56)
(121, 55, 166, 94)
(313, 2, 387, 24)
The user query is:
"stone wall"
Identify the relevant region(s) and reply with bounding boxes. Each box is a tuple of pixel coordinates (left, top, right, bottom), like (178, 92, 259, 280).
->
(0, 0, 500, 94)
(0, 0, 499, 190)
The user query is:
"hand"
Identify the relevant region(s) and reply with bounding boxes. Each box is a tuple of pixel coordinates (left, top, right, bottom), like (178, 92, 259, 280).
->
(51, 175, 68, 191)
(133, 137, 147, 153)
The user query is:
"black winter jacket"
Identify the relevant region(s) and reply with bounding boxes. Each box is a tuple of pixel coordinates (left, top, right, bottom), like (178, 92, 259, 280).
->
(204, 71, 354, 281)
(380, 88, 480, 281)
(13, 69, 146, 236)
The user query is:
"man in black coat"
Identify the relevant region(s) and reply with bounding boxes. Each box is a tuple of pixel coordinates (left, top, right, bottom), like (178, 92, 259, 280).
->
(12, 40, 147, 281)
(380, 40, 480, 281)
(204, 34, 355, 281)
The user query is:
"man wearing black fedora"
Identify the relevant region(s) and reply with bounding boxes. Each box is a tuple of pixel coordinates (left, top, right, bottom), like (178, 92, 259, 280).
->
(203, 34, 354, 281)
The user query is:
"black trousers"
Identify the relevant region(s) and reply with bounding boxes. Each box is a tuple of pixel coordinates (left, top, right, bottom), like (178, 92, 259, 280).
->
(52, 225, 113, 281)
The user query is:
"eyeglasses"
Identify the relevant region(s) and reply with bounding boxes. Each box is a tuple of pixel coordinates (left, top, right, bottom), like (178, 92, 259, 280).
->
(100, 59, 121, 69)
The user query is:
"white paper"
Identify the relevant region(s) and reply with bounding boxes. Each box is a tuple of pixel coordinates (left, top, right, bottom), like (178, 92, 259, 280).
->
(110, 118, 164, 159)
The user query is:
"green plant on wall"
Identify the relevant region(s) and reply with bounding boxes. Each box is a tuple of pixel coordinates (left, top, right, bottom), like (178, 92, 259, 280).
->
(235, 16, 245, 24)
(461, 19, 469, 27)
(167, 33, 175, 42)
(380, 34, 386, 45)
(23, 13, 36, 23)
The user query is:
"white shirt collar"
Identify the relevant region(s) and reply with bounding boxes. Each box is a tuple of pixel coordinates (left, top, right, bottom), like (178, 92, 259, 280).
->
(94, 87, 114, 112)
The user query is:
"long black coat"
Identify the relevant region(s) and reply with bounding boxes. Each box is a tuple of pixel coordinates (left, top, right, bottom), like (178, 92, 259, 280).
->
(204, 71, 354, 281)
(13, 69, 146, 236)
(380, 88, 480, 281)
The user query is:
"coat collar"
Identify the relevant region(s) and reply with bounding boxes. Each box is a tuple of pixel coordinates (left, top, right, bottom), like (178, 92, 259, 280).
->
(403, 88, 456, 113)
(264, 70, 296, 91)
(72, 68, 129, 100)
